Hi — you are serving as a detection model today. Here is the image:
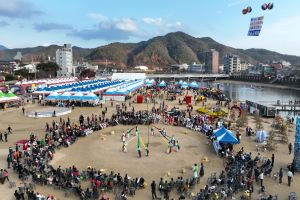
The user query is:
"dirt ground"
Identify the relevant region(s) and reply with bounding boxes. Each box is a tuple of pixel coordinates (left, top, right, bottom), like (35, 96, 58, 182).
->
(0, 92, 299, 200)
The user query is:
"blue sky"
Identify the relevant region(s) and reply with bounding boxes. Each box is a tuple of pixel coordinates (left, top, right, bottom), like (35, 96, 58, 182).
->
(0, 0, 299, 55)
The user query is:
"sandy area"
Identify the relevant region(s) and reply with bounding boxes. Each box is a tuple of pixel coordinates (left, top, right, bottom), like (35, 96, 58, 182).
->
(0, 92, 298, 200)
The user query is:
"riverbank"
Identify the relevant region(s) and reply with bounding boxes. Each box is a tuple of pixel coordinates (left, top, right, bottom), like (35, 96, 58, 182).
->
(218, 80, 300, 91)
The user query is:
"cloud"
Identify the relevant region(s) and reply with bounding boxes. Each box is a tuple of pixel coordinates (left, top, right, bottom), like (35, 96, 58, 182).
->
(0, 0, 42, 18)
(0, 20, 9, 27)
(143, 17, 162, 26)
(70, 13, 185, 42)
(114, 18, 137, 32)
(142, 17, 185, 37)
(87, 13, 108, 22)
(69, 17, 139, 41)
(33, 22, 73, 32)
(158, 21, 184, 33)
(227, 0, 250, 7)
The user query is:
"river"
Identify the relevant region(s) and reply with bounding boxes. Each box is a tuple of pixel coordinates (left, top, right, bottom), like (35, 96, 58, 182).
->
(205, 82, 300, 117)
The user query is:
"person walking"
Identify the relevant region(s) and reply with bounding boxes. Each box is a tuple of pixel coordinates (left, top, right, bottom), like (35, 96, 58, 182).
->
(287, 170, 293, 187)
(0, 132, 3, 142)
(7, 125, 12, 134)
(288, 143, 293, 155)
(22, 107, 25, 115)
(199, 163, 204, 177)
(3, 169, 9, 182)
(278, 168, 283, 184)
(4, 132, 8, 142)
(193, 163, 199, 178)
(7, 154, 12, 168)
(236, 131, 241, 142)
(271, 154, 275, 167)
(259, 171, 264, 187)
(151, 181, 157, 200)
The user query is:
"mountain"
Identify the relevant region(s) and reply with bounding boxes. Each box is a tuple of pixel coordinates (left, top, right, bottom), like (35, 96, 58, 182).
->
(0, 45, 93, 62)
(0, 45, 7, 50)
(1, 32, 300, 68)
(88, 32, 300, 68)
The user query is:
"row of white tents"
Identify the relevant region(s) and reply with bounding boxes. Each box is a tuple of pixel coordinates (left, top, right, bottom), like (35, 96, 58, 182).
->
(158, 80, 199, 88)
(46, 92, 99, 104)
(16, 77, 78, 86)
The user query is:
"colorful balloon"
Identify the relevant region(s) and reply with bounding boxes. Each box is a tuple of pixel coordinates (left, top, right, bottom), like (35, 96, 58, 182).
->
(247, 6, 252, 13)
(242, 9, 248, 15)
(268, 3, 274, 10)
(262, 3, 268, 10)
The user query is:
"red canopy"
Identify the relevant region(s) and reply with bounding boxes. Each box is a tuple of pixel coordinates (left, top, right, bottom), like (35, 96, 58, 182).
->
(16, 139, 29, 145)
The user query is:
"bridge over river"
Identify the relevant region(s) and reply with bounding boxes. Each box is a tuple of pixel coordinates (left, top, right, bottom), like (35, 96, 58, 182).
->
(146, 73, 229, 81)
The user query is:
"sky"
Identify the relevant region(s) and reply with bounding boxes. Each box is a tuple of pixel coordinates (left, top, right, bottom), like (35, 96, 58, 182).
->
(0, 0, 300, 56)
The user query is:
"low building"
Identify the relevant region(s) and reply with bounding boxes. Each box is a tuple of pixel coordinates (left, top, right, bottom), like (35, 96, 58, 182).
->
(14, 64, 37, 73)
(134, 66, 148, 71)
(74, 62, 99, 76)
(262, 65, 276, 78)
(0, 60, 17, 74)
(171, 64, 189, 72)
(248, 65, 263, 76)
(188, 62, 205, 73)
(240, 61, 250, 71)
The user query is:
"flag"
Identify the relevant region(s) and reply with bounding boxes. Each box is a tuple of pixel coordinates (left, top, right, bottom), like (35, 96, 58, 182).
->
(248, 16, 264, 36)
(136, 127, 140, 149)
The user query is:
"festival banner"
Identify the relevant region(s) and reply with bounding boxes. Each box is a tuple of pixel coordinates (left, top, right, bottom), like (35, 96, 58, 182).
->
(248, 16, 264, 36)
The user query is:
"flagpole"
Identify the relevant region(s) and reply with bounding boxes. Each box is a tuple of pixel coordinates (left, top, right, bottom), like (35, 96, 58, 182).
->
(147, 96, 149, 145)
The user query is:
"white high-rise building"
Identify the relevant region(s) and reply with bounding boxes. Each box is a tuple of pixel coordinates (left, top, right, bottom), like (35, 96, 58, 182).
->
(56, 44, 73, 77)
(223, 54, 241, 74)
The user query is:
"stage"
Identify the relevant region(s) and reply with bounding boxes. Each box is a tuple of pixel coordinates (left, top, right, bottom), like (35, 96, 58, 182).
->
(24, 106, 72, 118)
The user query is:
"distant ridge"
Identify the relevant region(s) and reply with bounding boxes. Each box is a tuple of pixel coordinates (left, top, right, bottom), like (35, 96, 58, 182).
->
(1, 32, 300, 68)
(0, 45, 8, 50)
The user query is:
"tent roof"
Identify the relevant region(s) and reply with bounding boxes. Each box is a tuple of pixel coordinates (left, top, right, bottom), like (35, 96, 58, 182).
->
(217, 132, 239, 144)
(214, 127, 227, 137)
(214, 127, 239, 144)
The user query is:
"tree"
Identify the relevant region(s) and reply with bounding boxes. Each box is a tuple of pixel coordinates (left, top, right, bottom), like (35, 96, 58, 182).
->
(14, 68, 29, 78)
(36, 62, 60, 78)
(80, 69, 96, 78)
(4, 74, 15, 81)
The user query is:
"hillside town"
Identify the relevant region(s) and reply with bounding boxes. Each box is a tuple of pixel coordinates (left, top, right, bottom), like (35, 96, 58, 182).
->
(1, 43, 300, 87)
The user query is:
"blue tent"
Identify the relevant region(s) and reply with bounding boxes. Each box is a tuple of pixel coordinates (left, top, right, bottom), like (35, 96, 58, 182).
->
(214, 127, 227, 137)
(158, 81, 167, 87)
(69, 92, 84, 101)
(189, 81, 199, 88)
(45, 92, 60, 100)
(181, 82, 188, 88)
(81, 93, 99, 101)
(214, 127, 239, 144)
(56, 92, 72, 100)
(256, 130, 268, 143)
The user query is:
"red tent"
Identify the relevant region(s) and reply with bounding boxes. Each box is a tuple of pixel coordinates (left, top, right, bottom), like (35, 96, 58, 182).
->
(184, 96, 192, 104)
(137, 95, 143, 104)
(16, 139, 29, 145)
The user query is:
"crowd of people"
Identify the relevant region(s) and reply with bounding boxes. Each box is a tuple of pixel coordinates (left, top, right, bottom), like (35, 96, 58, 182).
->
(5, 112, 146, 200)
(3, 85, 297, 200)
